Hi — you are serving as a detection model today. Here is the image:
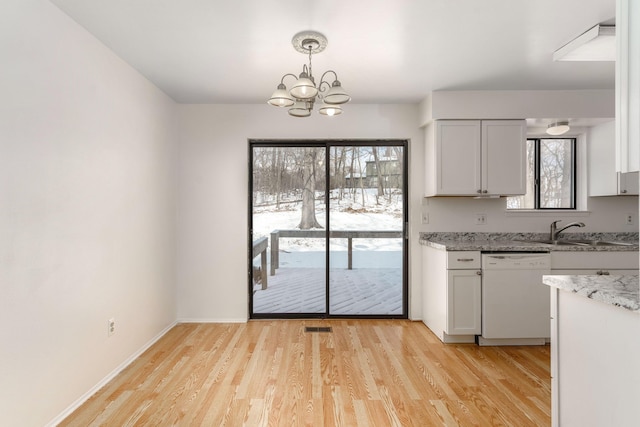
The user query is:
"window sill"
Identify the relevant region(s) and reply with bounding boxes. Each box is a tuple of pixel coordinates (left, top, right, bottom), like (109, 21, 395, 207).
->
(505, 210, 591, 217)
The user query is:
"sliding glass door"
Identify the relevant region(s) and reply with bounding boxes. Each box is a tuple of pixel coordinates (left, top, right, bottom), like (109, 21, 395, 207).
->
(249, 141, 406, 318)
(328, 144, 405, 315)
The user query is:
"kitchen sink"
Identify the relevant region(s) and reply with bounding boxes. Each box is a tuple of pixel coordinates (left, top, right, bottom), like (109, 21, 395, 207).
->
(570, 240, 635, 246)
(518, 239, 636, 247)
(520, 239, 585, 245)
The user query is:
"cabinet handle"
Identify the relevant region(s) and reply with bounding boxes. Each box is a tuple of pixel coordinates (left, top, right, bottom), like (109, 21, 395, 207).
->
(602, 270, 610, 275)
(482, 190, 488, 193)
(477, 189, 482, 193)
(457, 258, 475, 262)
(476, 270, 482, 275)
(621, 189, 628, 194)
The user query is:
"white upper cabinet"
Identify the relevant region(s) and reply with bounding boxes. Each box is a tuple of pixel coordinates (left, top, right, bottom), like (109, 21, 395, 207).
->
(588, 120, 639, 196)
(616, 0, 640, 172)
(425, 119, 526, 196)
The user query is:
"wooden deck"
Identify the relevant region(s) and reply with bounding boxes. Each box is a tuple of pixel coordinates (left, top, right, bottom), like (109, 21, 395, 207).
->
(252, 267, 403, 315)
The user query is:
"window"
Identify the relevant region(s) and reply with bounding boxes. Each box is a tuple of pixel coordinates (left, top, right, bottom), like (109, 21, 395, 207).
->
(507, 138, 576, 209)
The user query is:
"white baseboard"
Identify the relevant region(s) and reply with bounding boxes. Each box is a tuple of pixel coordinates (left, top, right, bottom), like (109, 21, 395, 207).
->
(177, 318, 248, 323)
(46, 321, 177, 427)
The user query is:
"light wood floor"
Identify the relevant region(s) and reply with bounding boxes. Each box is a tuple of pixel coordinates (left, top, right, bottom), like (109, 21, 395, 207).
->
(60, 320, 550, 427)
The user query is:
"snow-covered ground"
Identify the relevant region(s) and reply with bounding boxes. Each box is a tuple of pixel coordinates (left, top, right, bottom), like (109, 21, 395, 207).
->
(252, 188, 403, 254)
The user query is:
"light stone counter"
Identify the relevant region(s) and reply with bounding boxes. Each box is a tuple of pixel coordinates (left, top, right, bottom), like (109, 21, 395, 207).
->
(419, 232, 639, 252)
(543, 274, 639, 312)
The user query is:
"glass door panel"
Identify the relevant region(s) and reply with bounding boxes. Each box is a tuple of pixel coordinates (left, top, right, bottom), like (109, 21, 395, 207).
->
(328, 145, 405, 316)
(251, 145, 327, 315)
(250, 142, 406, 318)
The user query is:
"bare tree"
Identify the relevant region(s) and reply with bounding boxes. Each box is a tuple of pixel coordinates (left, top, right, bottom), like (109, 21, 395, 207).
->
(371, 146, 384, 204)
(355, 147, 366, 206)
(298, 147, 323, 229)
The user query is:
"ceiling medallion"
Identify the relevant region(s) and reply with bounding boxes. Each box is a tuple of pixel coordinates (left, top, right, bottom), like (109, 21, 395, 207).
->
(268, 31, 351, 117)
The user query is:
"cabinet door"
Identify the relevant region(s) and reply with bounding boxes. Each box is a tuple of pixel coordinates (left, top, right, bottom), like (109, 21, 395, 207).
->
(616, 0, 640, 173)
(618, 171, 639, 195)
(481, 120, 526, 195)
(435, 120, 481, 195)
(446, 269, 481, 335)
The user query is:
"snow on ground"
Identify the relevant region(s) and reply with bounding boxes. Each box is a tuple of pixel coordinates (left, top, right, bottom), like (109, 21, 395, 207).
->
(252, 188, 403, 254)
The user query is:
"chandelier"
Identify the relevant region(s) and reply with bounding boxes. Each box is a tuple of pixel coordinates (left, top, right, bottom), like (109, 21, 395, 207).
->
(268, 31, 351, 117)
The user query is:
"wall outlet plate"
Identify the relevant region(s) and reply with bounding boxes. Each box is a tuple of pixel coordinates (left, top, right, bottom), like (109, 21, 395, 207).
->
(108, 318, 115, 337)
(475, 213, 487, 225)
(421, 213, 429, 224)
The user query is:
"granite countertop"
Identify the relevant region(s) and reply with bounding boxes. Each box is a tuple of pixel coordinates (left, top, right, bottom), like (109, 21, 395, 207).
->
(419, 232, 640, 252)
(543, 274, 640, 312)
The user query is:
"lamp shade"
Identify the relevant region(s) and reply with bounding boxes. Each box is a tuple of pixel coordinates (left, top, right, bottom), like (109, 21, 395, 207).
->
(288, 101, 312, 117)
(318, 103, 342, 116)
(268, 84, 295, 107)
(290, 74, 318, 99)
(323, 81, 351, 104)
(546, 121, 570, 136)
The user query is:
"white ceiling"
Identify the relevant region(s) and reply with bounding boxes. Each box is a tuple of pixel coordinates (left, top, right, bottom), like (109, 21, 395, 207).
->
(50, 0, 616, 105)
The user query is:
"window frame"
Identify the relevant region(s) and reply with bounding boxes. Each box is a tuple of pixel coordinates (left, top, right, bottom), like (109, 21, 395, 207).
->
(509, 137, 577, 210)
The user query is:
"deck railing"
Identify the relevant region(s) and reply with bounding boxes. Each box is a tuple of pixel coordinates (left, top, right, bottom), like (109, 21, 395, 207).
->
(252, 237, 268, 289)
(269, 229, 403, 276)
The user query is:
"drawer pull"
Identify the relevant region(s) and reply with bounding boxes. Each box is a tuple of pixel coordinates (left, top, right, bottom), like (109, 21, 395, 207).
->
(457, 258, 475, 262)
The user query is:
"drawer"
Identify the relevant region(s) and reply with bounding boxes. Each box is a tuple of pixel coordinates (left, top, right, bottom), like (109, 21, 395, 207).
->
(447, 251, 481, 269)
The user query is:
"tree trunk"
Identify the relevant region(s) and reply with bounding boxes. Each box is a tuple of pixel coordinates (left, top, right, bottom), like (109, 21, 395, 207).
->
(372, 147, 384, 204)
(298, 147, 322, 229)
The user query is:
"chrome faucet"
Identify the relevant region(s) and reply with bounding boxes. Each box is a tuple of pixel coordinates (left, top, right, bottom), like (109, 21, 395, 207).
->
(550, 220, 586, 240)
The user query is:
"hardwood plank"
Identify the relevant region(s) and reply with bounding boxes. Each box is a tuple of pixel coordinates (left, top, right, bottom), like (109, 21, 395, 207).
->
(59, 320, 550, 426)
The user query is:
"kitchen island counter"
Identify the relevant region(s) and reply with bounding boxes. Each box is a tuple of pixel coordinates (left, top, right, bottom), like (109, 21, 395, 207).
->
(543, 274, 639, 427)
(543, 274, 639, 312)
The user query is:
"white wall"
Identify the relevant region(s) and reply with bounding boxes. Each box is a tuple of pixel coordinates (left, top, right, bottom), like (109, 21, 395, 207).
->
(176, 104, 424, 322)
(419, 196, 639, 232)
(0, 1, 177, 426)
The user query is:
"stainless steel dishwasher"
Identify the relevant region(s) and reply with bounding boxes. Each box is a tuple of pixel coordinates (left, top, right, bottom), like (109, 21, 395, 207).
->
(479, 253, 551, 346)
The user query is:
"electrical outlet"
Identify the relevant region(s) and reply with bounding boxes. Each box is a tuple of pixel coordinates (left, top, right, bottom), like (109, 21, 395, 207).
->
(421, 212, 429, 224)
(626, 213, 634, 225)
(475, 213, 487, 225)
(108, 318, 116, 337)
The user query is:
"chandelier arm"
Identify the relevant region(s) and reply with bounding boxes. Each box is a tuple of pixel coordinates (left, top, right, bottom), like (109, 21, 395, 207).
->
(317, 80, 332, 98)
(319, 70, 339, 85)
(279, 73, 298, 85)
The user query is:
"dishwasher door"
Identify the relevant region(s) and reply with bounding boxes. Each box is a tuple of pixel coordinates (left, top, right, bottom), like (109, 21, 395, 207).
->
(481, 253, 551, 343)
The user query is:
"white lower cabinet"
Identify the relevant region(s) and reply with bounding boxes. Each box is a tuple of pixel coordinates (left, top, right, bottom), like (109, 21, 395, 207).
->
(423, 248, 481, 343)
(446, 269, 482, 335)
(551, 288, 640, 427)
(549, 249, 639, 426)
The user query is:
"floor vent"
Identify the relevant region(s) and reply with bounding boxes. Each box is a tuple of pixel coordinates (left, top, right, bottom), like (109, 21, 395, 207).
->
(305, 326, 332, 333)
